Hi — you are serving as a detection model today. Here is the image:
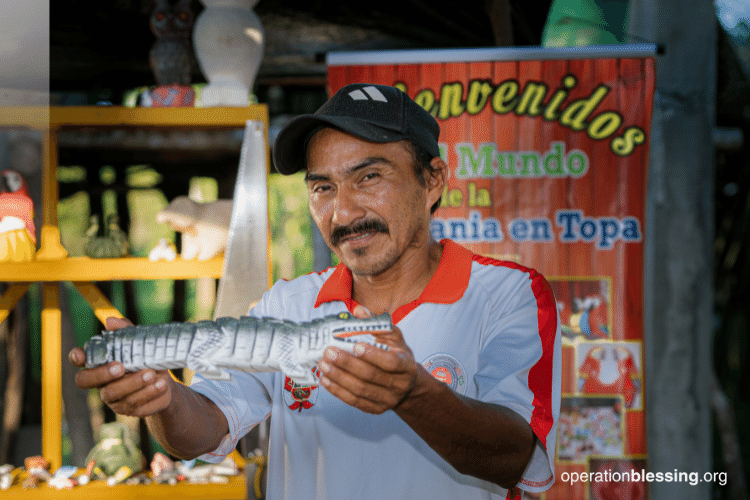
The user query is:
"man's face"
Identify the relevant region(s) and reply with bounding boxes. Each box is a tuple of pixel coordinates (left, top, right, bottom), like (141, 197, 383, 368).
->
(305, 128, 435, 277)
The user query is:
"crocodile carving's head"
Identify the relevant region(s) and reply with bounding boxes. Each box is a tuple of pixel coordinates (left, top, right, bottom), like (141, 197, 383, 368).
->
(321, 312, 393, 350)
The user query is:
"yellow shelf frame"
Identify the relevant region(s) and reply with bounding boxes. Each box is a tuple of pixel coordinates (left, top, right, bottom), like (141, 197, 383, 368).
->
(0, 105, 270, 499)
(2, 475, 246, 499)
(0, 256, 224, 282)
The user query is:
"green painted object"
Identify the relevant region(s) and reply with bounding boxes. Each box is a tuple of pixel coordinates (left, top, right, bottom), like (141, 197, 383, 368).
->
(542, 0, 630, 47)
(84, 214, 130, 258)
(84, 422, 145, 476)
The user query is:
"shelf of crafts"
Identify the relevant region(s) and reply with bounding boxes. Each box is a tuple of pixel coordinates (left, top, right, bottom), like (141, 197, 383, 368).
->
(2, 475, 247, 499)
(0, 256, 224, 282)
(0, 103, 271, 488)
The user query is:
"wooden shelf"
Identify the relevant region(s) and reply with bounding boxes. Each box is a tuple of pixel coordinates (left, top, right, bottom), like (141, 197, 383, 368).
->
(0, 256, 225, 282)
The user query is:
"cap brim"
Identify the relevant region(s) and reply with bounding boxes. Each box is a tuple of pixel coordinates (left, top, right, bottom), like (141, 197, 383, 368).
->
(272, 114, 407, 175)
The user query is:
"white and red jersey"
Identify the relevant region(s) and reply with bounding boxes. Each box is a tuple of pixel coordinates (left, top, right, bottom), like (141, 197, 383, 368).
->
(191, 239, 561, 499)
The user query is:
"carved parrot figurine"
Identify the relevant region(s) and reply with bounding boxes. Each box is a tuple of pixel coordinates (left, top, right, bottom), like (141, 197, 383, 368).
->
(0, 169, 35, 241)
(0, 169, 36, 261)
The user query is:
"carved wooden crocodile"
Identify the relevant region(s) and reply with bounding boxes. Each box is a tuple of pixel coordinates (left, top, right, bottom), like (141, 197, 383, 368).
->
(84, 312, 392, 385)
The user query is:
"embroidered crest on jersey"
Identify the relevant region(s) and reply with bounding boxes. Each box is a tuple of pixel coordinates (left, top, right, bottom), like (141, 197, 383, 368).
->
(422, 353, 467, 395)
(283, 367, 320, 411)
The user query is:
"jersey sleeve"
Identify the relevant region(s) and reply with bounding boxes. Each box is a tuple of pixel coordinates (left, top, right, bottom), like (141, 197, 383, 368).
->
(189, 289, 277, 463)
(475, 268, 562, 493)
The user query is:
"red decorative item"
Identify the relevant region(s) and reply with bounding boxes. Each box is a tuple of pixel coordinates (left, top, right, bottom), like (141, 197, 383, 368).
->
(150, 451, 175, 477)
(580, 346, 640, 408)
(284, 375, 318, 412)
(0, 169, 35, 242)
(150, 84, 195, 107)
(24, 455, 49, 471)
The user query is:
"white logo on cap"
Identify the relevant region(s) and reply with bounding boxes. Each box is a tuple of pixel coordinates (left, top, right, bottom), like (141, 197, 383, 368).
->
(348, 86, 388, 102)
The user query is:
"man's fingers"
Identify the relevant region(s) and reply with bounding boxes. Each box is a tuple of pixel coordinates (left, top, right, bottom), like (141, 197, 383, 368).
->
(363, 325, 415, 370)
(74, 361, 126, 390)
(322, 347, 414, 393)
(98, 369, 162, 403)
(71, 315, 172, 419)
(319, 359, 403, 413)
(322, 348, 387, 386)
(105, 316, 134, 331)
(125, 390, 172, 418)
(71, 317, 133, 372)
(351, 304, 373, 318)
(370, 324, 407, 348)
(328, 324, 415, 378)
(68, 347, 86, 368)
(105, 373, 172, 417)
(354, 342, 412, 372)
(320, 374, 389, 414)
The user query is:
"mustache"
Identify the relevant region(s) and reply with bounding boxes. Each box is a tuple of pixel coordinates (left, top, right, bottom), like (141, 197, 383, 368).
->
(330, 219, 389, 246)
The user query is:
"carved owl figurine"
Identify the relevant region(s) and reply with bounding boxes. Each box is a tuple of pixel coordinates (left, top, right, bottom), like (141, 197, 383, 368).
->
(149, 0, 195, 86)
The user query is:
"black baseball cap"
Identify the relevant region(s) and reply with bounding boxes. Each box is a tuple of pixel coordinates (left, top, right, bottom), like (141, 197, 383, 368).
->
(272, 83, 441, 175)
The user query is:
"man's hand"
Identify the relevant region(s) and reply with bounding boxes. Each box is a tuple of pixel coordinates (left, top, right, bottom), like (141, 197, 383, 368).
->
(318, 306, 536, 488)
(318, 305, 419, 414)
(69, 317, 175, 418)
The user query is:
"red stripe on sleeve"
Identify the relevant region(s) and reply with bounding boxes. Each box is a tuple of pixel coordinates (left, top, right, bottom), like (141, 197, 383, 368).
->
(505, 486, 524, 500)
(473, 256, 559, 449)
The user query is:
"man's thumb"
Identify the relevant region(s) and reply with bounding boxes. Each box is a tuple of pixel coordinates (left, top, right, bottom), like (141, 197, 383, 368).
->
(351, 304, 373, 318)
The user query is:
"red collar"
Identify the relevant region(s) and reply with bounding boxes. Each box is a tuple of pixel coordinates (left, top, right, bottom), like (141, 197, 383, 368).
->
(314, 239, 473, 323)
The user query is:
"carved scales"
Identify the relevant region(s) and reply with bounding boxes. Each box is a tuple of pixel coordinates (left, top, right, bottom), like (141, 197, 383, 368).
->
(84, 312, 392, 385)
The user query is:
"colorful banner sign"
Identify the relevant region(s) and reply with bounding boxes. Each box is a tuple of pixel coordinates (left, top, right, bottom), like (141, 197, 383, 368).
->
(328, 45, 656, 500)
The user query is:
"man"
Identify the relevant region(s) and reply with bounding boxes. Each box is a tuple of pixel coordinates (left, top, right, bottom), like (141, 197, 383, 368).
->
(70, 83, 561, 499)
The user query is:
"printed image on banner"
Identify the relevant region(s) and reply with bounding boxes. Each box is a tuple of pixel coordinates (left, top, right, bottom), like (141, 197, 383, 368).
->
(328, 47, 655, 499)
(550, 277, 613, 342)
(576, 341, 643, 411)
(588, 456, 648, 500)
(557, 395, 625, 463)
